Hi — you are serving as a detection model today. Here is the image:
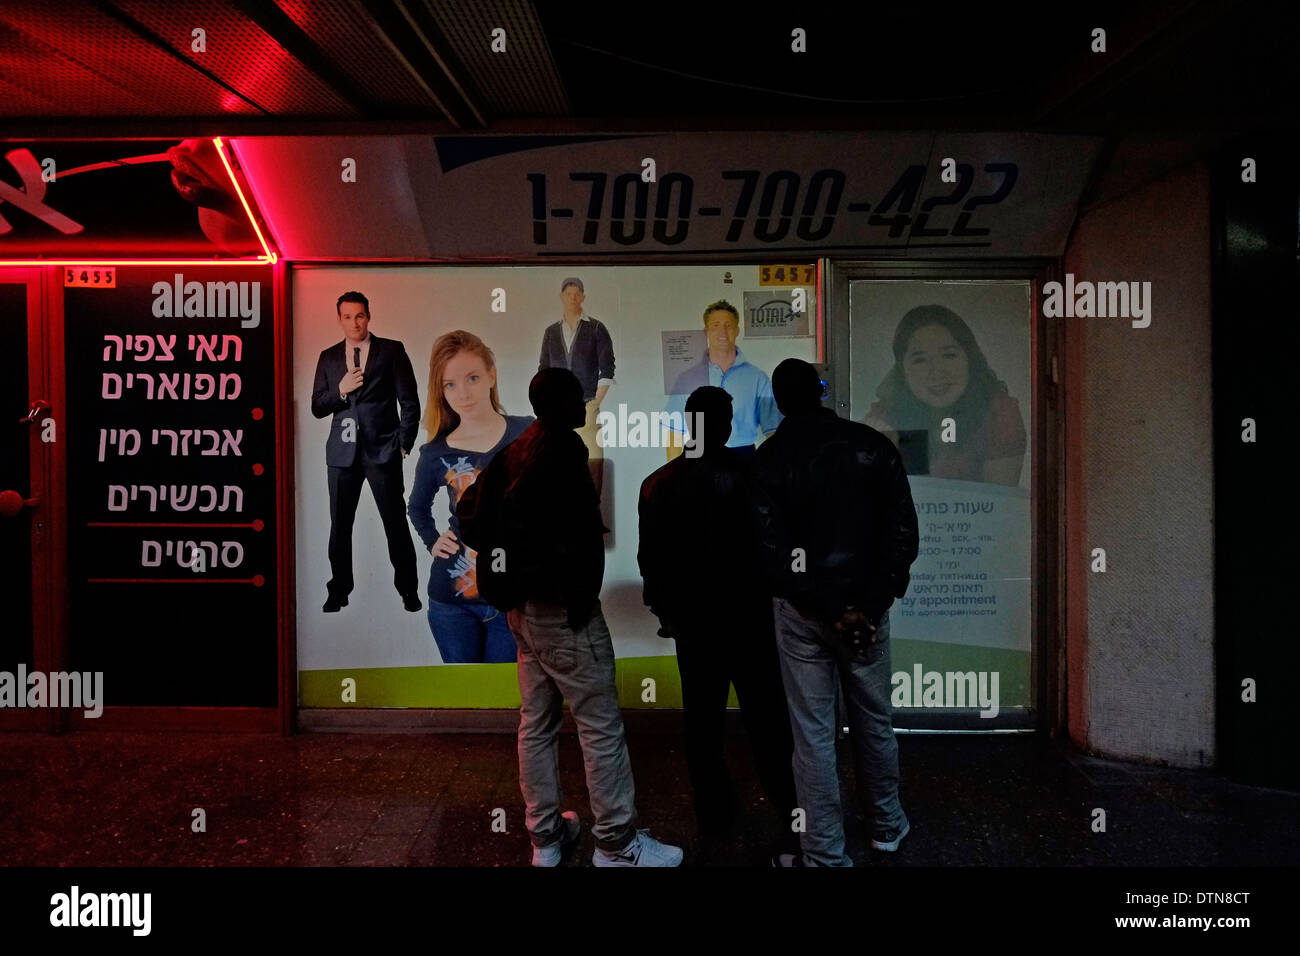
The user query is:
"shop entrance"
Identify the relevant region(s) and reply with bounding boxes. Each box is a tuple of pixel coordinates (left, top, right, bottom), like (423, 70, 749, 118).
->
(0, 270, 56, 730)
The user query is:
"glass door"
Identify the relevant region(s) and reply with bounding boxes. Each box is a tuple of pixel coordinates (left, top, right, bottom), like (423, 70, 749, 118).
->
(828, 264, 1049, 729)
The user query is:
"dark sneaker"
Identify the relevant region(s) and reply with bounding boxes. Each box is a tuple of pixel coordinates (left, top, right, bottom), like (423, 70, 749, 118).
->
(871, 816, 910, 852)
(401, 592, 422, 612)
(771, 852, 806, 867)
(323, 595, 349, 612)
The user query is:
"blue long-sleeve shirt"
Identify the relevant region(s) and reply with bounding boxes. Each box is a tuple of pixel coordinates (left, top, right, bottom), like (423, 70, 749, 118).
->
(407, 415, 532, 604)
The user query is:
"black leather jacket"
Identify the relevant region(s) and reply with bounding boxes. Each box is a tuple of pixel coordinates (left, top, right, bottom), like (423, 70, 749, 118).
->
(750, 407, 919, 625)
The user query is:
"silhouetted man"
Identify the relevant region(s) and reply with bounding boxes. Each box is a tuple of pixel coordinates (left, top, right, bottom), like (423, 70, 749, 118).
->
(456, 368, 682, 868)
(751, 358, 919, 866)
(310, 291, 421, 613)
(638, 386, 797, 852)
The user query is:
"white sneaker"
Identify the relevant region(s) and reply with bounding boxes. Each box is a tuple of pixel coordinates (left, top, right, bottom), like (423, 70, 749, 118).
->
(531, 811, 581, 867)
(592, 829, 683, 867)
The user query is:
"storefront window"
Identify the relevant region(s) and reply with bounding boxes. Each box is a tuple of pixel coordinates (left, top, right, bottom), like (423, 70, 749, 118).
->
(293, 264, 817, 708)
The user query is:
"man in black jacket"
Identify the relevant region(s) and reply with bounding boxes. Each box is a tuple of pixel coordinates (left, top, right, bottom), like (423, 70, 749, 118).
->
(310, 291, 421, 613)
(457, 368, 682, 868)
(751, 358, 919, 866)
(638, 386, 796, 848)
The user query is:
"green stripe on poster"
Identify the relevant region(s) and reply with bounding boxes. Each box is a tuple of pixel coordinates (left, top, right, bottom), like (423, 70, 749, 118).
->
(298, 655, 686, 709)
(299, 642, 1030, 709)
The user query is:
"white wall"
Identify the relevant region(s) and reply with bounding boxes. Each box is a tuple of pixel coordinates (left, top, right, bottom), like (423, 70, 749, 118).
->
(1064, 162, 1216, 767)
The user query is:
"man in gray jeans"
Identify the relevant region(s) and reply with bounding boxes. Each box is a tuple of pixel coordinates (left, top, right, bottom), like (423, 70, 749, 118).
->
(458, 367, 682, 868)
(751, 358, 920, 866)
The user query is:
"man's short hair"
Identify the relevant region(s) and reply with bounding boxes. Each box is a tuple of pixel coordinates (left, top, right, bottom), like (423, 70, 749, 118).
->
(702, 300, 740, 327)
(772, 358, 824, 416)
(684, 386, 732, 448)
(337, 291, 369, 315)
(529, 367, 582, 423)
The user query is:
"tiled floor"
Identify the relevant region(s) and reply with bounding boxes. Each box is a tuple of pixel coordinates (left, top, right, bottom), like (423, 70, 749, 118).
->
(0, 730, 1294, 866)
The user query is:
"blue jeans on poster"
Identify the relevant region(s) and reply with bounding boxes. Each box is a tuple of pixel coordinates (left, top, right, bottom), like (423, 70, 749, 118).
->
(426, 599, 518, 663)
(772, 596, 906, 867)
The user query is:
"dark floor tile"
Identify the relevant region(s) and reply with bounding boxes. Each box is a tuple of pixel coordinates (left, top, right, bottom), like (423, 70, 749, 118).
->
(0, 730, 1295, 867)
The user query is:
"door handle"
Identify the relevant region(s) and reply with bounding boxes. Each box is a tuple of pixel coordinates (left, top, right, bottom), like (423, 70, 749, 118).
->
(0, 489, 40, 518)
(19, 399, 51, 424)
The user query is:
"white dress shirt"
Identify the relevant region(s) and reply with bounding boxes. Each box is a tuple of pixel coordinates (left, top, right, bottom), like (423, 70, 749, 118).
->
(340, 332, 371, 399)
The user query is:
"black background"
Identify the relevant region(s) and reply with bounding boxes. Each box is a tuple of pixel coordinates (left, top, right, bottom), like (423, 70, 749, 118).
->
(64, 266, 276, 706)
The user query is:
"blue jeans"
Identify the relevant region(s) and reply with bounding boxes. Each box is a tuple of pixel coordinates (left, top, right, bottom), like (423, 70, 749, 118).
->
(772, 596, 906, 866)
(426, 599, 517, 663)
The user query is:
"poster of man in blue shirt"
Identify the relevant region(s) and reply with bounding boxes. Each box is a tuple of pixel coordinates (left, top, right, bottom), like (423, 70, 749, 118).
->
(665, 300, 782, 460)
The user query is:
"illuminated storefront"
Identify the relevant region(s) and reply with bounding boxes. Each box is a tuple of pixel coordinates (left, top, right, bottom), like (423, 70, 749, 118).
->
(0, 129, 1159, 735)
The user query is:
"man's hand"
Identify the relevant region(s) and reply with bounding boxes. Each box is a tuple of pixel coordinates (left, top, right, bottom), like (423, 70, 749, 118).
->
(832, 607, 881, 657)
(339, 367, 364, 396)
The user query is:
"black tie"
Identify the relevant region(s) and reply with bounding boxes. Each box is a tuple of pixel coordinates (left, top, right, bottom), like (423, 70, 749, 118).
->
(353, 347, 360, 371)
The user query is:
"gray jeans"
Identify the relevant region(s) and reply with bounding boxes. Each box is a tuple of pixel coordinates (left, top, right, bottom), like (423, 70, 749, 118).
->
(507, 599, 638, 852)
(772, 596, 906, 866)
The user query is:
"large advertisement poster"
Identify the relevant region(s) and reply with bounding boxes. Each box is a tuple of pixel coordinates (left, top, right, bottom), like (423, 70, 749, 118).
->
(849, 281, 1033, 714)
(294, 265, 817, 708)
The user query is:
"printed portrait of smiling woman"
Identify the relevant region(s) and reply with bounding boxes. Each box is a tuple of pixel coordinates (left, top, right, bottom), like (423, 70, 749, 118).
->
(864, 305, 1027, 487)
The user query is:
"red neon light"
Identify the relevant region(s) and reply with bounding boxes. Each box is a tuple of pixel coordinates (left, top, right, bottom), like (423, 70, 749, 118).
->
(0, 137, 276, 266)
(213, 136, 277, 265)
(2, 257, 271, 266)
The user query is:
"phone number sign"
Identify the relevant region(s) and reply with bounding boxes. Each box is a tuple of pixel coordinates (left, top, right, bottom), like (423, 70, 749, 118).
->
(409, 131, 1102, 259)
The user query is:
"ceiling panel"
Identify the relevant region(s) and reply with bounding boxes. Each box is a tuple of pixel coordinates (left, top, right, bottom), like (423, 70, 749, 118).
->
(0, 2, 262, 118)
(272, 0, 443, 113)
(421, 0, 568, 116)
(112, 0, 358, 116)
(0, 0, 1293, 131)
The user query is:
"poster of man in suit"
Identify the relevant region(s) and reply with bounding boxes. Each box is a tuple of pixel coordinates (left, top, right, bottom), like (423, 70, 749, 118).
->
(310, 290, 422, 614)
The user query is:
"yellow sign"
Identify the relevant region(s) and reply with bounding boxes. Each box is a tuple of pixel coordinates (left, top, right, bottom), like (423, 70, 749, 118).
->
(64, 267, 116, 288)
(758, 264, 814, 285)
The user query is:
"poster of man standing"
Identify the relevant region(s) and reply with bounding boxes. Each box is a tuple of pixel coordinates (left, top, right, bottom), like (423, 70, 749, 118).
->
(310, 291, 422, 614)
